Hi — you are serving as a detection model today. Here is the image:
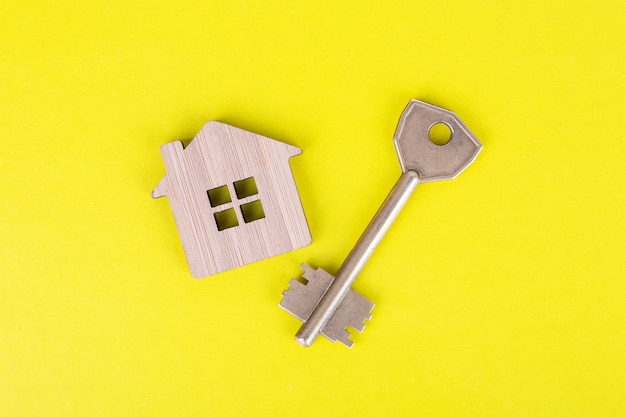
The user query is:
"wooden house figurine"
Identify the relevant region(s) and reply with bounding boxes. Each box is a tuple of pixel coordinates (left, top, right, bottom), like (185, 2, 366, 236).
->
(152, 121, 312, 278)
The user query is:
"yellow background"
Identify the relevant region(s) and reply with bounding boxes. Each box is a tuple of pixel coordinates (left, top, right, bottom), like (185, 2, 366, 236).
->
(1, 1, 625, 416)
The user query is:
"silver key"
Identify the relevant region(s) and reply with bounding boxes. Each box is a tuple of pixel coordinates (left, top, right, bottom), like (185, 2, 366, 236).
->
(280, 99, 483, 347)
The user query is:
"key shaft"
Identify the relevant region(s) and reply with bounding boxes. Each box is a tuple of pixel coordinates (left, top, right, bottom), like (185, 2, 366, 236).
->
(296, 169, 420, 346)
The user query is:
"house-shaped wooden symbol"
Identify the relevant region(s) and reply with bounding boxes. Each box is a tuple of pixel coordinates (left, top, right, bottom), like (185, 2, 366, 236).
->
(152, 121, 312, 278)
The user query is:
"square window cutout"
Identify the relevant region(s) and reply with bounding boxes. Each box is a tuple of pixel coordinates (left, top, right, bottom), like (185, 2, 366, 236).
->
(240, 200, 265, 223)
(207, 185, 231, 207)
(233, 177, 258, 199)
(214, 208, 239, 231)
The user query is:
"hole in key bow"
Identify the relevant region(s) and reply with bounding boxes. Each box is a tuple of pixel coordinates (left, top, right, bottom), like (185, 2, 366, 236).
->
(428, 121, 453, 146)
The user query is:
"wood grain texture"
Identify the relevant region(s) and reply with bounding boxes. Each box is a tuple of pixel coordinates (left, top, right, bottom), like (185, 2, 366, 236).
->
(152, 121, 311, 278)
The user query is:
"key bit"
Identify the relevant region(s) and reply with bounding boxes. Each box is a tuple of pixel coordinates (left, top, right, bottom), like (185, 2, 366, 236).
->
(280, 264, 374, 347)
(280, 99, 482, 347)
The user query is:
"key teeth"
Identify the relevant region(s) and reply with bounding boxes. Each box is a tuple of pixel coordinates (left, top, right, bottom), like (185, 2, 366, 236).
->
(281, 264, 374, 348)
(336, 330, 355, 349)
(279, 279, 309, 321)
(321, 289, 374, 348)
(280, 278, 301, 298)
(300, 263, 314, 276)
(300, 263, 328, 284)
(280, 264, 335, 322)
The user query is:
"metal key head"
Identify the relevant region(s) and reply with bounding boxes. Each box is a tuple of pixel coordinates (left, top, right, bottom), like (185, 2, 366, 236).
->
(393, 99, 482, 182)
